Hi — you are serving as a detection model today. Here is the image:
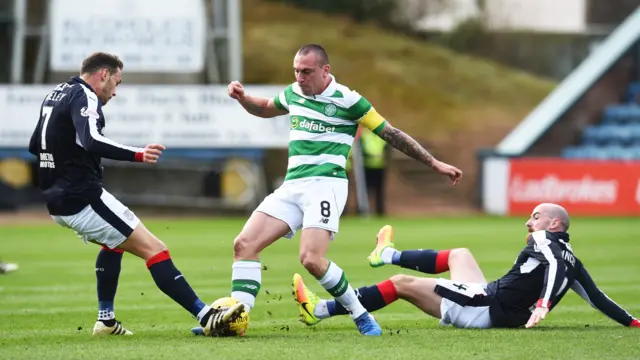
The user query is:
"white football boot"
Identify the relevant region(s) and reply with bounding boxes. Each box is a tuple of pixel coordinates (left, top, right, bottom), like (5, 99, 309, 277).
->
(0, 262, 18, 274)
(199, 302, 247, 336)
(92, 320, 134, 336)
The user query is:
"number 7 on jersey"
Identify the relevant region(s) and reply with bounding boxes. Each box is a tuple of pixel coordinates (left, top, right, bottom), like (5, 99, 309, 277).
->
(40, 105, 53, 150)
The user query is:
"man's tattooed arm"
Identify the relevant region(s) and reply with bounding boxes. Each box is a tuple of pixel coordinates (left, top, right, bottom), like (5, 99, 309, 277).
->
(238, 95, 288, 118)
(242, 101, 266, 116)
(378, 122, 436, 167)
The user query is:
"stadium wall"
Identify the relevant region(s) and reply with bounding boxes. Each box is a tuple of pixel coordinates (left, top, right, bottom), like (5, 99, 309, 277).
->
(525, 52, 636, 156)
(479, 8, 640, 217)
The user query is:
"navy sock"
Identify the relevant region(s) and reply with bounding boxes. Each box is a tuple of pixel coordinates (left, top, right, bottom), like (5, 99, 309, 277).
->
(146, 250, 212, 326)
(96, 246, 123, 321)
(398, 249, 451, 274)
(328, 280, 398, 316)
(391, 251, 402, 264)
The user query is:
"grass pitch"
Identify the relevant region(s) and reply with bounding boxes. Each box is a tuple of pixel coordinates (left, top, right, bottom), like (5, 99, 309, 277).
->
(1, 215, 639, 359)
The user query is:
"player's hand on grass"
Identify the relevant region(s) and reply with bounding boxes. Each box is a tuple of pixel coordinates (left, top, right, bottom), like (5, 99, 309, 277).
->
(228, 81, 246, 100)
(432, 160, 463, 185)
(142, 144, 165, 164)
(525, 307, 549, 328)
(631, 319, 640, 327)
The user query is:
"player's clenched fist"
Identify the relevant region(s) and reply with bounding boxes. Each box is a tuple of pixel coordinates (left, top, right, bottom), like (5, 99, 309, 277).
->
(228, 81, 245, 100)
(142, 143, 165, 164)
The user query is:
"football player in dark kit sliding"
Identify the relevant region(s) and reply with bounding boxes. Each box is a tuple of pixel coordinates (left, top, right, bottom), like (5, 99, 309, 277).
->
(293, 203, 640, 330)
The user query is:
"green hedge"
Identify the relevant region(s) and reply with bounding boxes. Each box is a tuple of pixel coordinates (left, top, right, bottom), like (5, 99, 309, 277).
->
(266, 0, 398, 25)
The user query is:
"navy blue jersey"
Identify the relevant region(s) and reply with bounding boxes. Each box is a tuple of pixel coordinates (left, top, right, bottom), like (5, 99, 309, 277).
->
(486, 230, 634, 327)
(28, 77, 144, 215)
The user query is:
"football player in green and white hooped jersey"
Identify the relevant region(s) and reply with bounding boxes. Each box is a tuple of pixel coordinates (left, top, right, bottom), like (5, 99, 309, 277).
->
(193, 44, 463, 336)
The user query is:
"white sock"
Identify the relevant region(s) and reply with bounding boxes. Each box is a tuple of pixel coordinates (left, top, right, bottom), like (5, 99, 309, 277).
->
(380, 247, 399, 264)
(313, 300, 331, 319)
(231, 261, 262, 312)
(98, 310, 115, 321)
(196, 305, 212, 324)
(318, 261, 366, 319)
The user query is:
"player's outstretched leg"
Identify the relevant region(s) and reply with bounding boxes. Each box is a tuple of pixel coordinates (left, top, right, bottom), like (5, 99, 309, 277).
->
(191, 212, 291, 336)
(51, 190, 242, 336)
(230, 212, 290, 312)
(368, 225, 452, 274)
(93, 246, 132, 336)
(293, 273, 400, 325)
(300, 228, 382, 336)
(294, 273, 443, 323)
(118, 223, 245, 337)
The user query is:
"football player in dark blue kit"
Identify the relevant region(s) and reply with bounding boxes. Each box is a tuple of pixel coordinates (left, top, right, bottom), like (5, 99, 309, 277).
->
(28, 52, 244, 336)
(293, 203, 640, 329)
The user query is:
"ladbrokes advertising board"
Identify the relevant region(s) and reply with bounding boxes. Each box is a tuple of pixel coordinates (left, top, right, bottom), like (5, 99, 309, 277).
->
(482, 157, 640, 216)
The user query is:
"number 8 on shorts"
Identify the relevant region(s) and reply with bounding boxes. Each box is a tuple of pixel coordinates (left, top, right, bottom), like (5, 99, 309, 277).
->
(302, 179, 348, 235)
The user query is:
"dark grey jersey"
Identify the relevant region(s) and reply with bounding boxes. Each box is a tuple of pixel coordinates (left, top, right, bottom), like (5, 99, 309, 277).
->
(487, 230, 634, 328)
(29, 76, 144, 215)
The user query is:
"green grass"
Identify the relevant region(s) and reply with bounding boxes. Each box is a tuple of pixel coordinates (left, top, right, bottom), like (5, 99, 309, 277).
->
(1, 216, 639, 359)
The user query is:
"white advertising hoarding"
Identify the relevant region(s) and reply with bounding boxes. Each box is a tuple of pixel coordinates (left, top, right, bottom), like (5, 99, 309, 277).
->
(0, 85, 291, 149)
(50, 0, 207, 72)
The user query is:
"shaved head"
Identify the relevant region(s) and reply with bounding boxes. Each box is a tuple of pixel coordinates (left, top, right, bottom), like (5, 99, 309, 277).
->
(525, 203, 571, 233)
(538, 203, 570, 231)
(296, 44, 329, 65)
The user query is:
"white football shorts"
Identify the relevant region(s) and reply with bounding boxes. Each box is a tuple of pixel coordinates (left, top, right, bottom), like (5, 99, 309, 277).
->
(254, 177, 348, 239)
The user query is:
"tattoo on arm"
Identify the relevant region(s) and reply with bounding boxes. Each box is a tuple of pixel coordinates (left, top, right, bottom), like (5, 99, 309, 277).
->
(379, 124, 435, 167)
(243, 100, 265, 116)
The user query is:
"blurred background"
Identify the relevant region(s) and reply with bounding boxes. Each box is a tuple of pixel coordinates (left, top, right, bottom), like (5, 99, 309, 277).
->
(0, 0, 639, 219)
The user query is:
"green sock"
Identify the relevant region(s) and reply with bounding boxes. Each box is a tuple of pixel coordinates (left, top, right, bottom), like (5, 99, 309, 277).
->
(317, 261, 366, 319)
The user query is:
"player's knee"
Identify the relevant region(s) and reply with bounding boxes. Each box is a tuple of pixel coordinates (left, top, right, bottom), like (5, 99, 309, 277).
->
(233, 233, 255, 260)
(149, 237, 167, 252)
(120, 225, 167, 260)
(449, 248, 474, 264)
(389, 274, 415, 297)
(145, 239, 168, 259)
(299, 251, 324, 276)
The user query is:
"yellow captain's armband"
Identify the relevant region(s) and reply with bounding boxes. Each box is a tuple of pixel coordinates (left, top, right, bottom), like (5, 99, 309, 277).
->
(359, 108, 386, 135)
